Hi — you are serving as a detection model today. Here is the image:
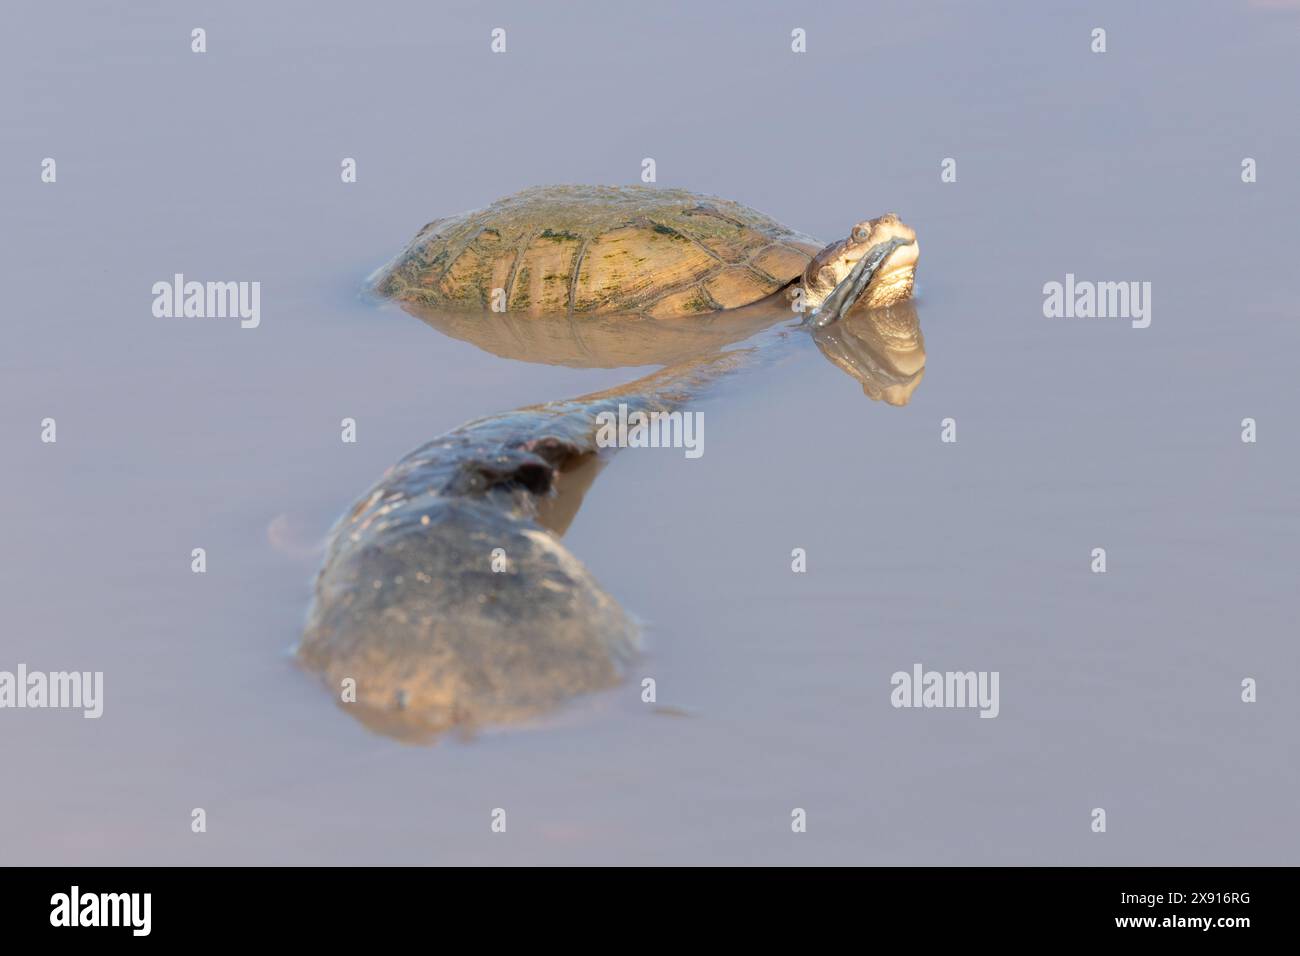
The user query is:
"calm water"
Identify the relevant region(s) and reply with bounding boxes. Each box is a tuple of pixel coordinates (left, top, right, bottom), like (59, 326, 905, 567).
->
(2, 0, 1297, 864)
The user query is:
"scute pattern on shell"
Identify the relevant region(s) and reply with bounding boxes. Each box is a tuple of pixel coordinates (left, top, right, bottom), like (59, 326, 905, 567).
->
(373, 185, 823, 317)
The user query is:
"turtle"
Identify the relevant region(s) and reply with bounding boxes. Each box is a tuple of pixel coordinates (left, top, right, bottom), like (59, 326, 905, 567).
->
(300, 187, 923, 742)
(371, 184, 919, 325)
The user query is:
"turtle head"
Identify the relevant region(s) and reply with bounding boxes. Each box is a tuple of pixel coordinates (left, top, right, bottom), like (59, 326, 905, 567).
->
(801, 214, 918, 326)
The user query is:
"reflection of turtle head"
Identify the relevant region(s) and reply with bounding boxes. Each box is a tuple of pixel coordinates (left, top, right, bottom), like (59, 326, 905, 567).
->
(811, 301, 925, 405)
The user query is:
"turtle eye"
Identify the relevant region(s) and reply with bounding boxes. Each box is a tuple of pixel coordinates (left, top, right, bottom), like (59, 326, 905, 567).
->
(852, 225, 871, 243)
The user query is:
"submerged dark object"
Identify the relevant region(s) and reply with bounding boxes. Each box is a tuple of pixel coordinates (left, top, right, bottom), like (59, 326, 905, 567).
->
(299, 302, 926, 741)
(299, 354, 749, 742)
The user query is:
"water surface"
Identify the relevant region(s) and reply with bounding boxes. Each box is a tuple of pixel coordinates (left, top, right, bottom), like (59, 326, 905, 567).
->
(1, 0, 1296, 864)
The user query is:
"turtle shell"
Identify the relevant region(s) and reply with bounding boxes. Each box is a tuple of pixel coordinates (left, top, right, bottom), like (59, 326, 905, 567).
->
(373, 185, 823, 317)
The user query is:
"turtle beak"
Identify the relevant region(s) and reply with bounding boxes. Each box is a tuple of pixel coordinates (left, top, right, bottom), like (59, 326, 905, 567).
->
(810, 236, 917, 328)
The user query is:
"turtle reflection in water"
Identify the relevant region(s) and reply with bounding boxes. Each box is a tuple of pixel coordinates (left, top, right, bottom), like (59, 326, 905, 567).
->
(299, 186, 923, 741)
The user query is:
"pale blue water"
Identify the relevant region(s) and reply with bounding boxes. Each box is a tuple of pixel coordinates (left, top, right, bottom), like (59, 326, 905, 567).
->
(1, 0, 1296, 864)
